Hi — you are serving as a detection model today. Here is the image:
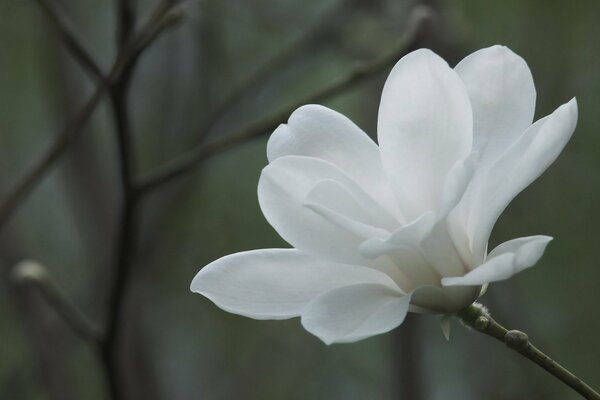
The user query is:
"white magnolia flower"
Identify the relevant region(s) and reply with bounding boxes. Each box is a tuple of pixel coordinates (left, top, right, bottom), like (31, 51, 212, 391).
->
(191, 45, 578, 344)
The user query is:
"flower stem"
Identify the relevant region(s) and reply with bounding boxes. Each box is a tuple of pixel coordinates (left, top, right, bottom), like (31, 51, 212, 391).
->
(457, 303, 600, 400)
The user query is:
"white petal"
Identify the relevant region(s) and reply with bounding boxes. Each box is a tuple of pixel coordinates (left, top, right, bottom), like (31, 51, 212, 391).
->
(191, 249, 400, 320)
(267, 105, 401, 219)
(441, 253, 514, 286)
(487, 235, 553, 268)
(419, 220, 470, 279)
(359, 213, 444, 290)
(304, 202, 389, 241)
(441, 234, 552, 286)
(304, 179, 398, 232)
(467, 99, 577, 262)
(258, 155, 394, 265)
(410, 284, 480, 313)
(438, 152, 478, 218)
(359, 212, 435, 259)
(378, 48, 473, 220)
(301, 283, 410, 344)
(455, 45, 536, 168)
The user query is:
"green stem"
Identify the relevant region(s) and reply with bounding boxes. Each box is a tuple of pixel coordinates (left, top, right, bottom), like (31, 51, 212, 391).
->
(458, 303, 600, 400)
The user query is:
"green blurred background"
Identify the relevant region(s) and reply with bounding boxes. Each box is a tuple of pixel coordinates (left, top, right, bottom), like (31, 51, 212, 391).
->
(0, 0, 598, 399)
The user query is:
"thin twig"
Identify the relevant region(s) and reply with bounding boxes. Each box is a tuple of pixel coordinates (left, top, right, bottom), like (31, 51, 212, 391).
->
(35, 0, 105, 83)
(0, 1, 183, 231)
(458, 303, 600, 400)
(12, 260, 102, 342)
(137, 5, 433, 194)
(196, 0, 356, 143)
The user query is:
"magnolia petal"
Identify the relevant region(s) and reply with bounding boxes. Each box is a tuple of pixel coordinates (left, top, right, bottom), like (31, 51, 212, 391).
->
(410, 284, 480, 313)
(301, 283, 410, 344)
(441, 253, 515, 286)
(468, 98, 578, 262)
(440, 153, 478, 270)
(455, 45, 536, 168)
(191, 249, 400, 320)
(304, 179, 399, 232)
(378, 48, 473, 220)
(267, 105, 401, 219)
(304, 202, 389, 241)
(441, 236, 551, 286)
(439, 152, 478, 218)
(419, 220, 471, 279)
(360, 213, 444, 290)
(258, 155, 387, 264)
(359, 212, 435, 259)
(487, 235, 553, 268)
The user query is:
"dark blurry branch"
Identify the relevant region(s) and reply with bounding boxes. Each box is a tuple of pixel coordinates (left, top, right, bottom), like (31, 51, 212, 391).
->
(100, 1, 139, 399)
(393, 315, 425, 400)
(137, 5, 433, 194)
(116, 0, 136, 50)
(459, 303, 600, 400)
(196, 0, 356, 142)
(0, 0, 183, 231)
(12, 260, 102, 342)
(35, 0, 105, 84)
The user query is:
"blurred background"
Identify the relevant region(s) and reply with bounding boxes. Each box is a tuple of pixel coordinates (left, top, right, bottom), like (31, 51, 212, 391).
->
(0, 0, 599, 399)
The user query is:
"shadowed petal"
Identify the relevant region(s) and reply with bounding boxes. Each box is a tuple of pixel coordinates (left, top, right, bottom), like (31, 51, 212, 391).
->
(359, 212, 435, 259)
(304, 179, 399, 232)
(301, 283, 410, 344)
(267, 105, 401, 219)
(259, 155, 395, 265)
(441, 235, 552, 286)
(410, 284, 480, 313)
(466, 99, 577, 262)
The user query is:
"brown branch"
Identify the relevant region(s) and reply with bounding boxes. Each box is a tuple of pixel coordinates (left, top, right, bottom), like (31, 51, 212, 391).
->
(0, 0, 183, 231)
(137, 5, 433, 194)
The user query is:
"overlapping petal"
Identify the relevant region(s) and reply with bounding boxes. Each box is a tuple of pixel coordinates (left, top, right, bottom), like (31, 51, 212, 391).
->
(465, 99, 577, 262)
(410, 284, 480, 314)
(267, 105, 401, 219)
(258, 155, 397, 265)
(191, 249, 400, 319)
(192, 45, 578, 344)
(378, 48, 473, 221)
(301, 283, 410, 344)
(441, 235, 552, 286)
(455, 45, 536, 168)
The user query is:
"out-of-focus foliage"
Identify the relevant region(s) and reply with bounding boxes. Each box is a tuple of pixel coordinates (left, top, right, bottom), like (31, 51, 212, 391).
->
(0, 0, 598, 399)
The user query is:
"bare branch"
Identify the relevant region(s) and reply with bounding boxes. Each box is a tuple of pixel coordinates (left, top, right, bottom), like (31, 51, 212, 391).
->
(99, 3, 185, 399)
(35, 0, 105, 83)
(137, 6, 433, 194)
(196, 0, 357, 142)
(0, 0, 183, 230)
